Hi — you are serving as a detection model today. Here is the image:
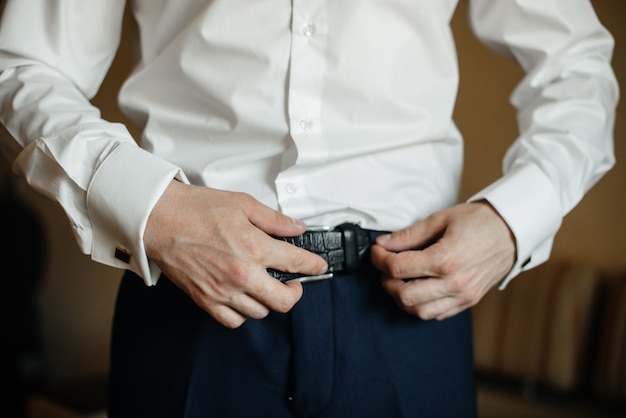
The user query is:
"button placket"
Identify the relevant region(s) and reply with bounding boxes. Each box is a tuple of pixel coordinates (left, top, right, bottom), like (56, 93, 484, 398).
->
(294, 16, 318, 137)
(284, 1, 330, 176)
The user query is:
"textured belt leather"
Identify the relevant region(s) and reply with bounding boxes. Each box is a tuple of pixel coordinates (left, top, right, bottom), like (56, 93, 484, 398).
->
(268, 223, 373, 282)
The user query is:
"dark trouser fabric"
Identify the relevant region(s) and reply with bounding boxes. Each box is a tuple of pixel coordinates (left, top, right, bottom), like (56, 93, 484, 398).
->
(108, 246, 477, 417)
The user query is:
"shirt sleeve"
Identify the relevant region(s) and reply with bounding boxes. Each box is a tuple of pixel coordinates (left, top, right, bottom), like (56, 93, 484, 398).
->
(466, 0, 619, 287)
(0, 0, 185, 284)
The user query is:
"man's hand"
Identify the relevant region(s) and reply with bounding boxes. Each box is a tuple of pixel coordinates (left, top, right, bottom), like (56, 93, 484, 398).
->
(370, 201, 516, 320)
(143, 181, 328, 329)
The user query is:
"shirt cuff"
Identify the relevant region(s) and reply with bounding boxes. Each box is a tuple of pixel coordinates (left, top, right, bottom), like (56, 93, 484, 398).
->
(469, 164, 562, 288)
(87, 142, 188, 285)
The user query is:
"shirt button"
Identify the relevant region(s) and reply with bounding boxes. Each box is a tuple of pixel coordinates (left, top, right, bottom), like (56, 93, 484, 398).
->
(302, 23, 317, 37)
(299, 119, 314, 131)
(285, 183, 297, 194)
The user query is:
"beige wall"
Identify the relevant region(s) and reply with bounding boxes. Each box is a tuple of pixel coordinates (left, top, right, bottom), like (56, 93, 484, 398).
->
(8, 0, 626, 384)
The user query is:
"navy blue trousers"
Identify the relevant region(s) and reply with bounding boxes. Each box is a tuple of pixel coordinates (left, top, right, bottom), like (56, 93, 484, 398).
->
(108, 251, 477, 417)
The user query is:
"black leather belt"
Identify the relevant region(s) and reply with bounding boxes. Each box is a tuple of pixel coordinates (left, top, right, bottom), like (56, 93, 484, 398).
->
(268, 223, 373, 282)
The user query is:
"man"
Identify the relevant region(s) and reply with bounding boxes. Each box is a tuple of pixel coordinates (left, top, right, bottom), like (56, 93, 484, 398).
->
(0, 0, 618, 416)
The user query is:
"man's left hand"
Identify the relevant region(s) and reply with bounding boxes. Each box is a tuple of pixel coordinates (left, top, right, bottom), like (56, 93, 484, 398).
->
(370, 201, 516, 320)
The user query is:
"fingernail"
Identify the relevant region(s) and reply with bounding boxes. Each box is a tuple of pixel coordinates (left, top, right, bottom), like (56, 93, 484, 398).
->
(293, 219, 307, 229)
(376, 233, 391, 244)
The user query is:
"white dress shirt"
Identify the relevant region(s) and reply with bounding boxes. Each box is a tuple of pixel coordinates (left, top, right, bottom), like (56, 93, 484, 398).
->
(0, 0, 618, 287)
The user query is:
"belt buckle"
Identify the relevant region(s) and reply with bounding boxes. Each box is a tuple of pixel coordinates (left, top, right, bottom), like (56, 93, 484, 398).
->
(306, 225, 332, 232)
(294, 272, 334, 283)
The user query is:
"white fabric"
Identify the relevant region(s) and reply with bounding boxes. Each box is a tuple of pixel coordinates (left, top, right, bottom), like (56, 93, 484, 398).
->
(0, 0, 617, 286)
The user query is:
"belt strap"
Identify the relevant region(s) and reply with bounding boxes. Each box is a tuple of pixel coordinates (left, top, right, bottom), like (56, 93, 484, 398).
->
(268, 223, 372, 282)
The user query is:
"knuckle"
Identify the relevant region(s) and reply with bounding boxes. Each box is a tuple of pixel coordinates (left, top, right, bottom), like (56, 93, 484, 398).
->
(245, 242, 265, 261)
(287, 249, 324, 275)
(273, 299, 293, 313)
(462, 287, 482, 308)
(273, 290, 300, 313)
(226, 263, 253, 287)
(233, 191, 253, 205)
(415, 306, 435, 321)
(444, 276, 466, 294)
(426, 210, 446, 226)
(396, 290, 415, 308)
(224, 317, 246, 329)
(288, 251, 308, 272)
(437, 255, 460, 277)
(210, 307, 247, 329)
(387, 262, 405, 279)
(249, 308, 270, 320)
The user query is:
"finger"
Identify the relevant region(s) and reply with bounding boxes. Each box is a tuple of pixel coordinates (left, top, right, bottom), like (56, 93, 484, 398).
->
(434, 302, 473, 321)
(382, 274, 446, 304)
(410, 296, 470, 321)
(245, 272, 304, 314)
(370, 244, 441, 280)
(190, 265, 301, 324)
(267, 239, 329, 276)
(228, 222, 327, 278)
(375, 213, 448, 252)
(229, 293, 272, 320)
(381, 276, 456, 320)
(238, 193, 308, 237)
(382, 272, 480, 320)
(208, 304, 248, 329)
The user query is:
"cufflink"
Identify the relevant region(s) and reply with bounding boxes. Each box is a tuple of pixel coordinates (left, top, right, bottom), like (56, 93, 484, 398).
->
(114, 246, 132, 264)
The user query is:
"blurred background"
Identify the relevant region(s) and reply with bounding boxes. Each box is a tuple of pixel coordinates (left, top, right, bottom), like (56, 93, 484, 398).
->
(1, 1, 624, 417)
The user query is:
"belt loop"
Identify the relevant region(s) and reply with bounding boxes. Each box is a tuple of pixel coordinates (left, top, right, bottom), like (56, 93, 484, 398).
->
(335, 223, 359, 272)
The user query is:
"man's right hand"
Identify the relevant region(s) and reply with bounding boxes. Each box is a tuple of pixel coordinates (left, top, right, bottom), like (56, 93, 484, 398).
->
(143, 180, 328, 328)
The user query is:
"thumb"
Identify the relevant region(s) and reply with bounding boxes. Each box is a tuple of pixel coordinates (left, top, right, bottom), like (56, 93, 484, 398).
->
(376, 213, 447, 252)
